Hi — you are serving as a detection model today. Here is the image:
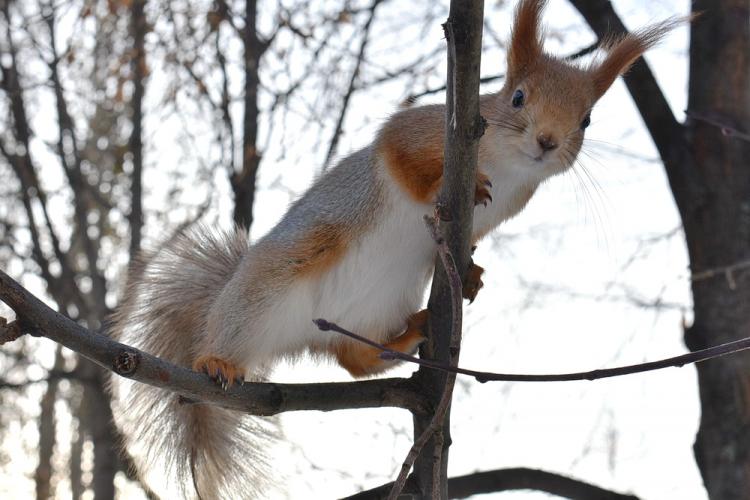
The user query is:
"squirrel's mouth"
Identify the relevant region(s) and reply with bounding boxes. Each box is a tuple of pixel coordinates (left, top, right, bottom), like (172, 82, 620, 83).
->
(521, 151, 546, 163)
(518, 144, 550, 164)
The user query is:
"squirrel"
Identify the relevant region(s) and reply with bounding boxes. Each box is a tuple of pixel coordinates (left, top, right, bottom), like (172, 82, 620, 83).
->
(109, 1, 683, 498)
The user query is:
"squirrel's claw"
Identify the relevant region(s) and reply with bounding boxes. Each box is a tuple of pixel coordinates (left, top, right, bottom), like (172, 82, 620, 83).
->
(193, 355, 244, 391)
(462, 261, 485, 303)
(475, 172, 493, 207)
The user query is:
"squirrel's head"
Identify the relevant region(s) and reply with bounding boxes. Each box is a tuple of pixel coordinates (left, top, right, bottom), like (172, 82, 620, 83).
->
(484, 0, 684, 179)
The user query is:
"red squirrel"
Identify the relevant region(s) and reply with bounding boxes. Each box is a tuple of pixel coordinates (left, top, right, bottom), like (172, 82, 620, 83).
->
(110, 1, 683, 497)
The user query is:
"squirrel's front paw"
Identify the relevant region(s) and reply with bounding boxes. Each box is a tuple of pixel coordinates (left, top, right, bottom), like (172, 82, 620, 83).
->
(193, 355, 245, 390)
(463, 261, 485, 303)
(475, 171, 493, 207)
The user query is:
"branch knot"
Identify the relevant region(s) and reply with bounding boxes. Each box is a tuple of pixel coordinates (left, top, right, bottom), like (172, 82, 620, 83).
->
(113, 349, 141, 376)
(0, 317, 23, 345)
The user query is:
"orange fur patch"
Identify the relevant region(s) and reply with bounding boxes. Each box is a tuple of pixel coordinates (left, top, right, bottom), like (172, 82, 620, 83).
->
(286, 223, 348, 278)
(333, 309, 428, 377)
(378, 106, 445, 203)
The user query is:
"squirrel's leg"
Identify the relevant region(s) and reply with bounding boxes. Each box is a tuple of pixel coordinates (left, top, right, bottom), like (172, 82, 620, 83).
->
(193, 355, 245, 390)
(333, 309, 428, 378)
(475, 171, 492, 207)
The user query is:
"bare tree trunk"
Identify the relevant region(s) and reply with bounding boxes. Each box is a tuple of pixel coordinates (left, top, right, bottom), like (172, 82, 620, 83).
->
(413, 1, 484, 497)
(232, 0, 262, 229)
(569, 1, 750, 498)
(129, 0, 147, 256)
(83, 367, 118, 500)
(684, 2, 750, 498)
(35, 347, 64, 500)
(70, 390, 85, 500)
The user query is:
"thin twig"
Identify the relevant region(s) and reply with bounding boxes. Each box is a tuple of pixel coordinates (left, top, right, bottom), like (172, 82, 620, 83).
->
(323, 0, 383, 168)
(686, 110, 750, 143)
(316, 319, 750, 383)
(690, 258, 750, 290)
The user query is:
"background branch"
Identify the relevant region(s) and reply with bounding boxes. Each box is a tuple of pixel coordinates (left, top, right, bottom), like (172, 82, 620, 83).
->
(343, 467, 639, 500)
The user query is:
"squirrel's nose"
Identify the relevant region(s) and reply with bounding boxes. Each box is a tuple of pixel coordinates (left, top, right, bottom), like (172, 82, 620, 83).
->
(537, 134, 558, 152)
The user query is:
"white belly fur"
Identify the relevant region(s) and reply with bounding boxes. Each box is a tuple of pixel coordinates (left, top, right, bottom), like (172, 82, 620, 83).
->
(255, 161, 437, 362)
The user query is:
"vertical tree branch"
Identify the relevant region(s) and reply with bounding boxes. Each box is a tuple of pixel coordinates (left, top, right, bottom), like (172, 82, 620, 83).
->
(45, 5, 108, 318)
(0, 3, 86, 314)
(412, 1, 484, 498)
(35, 346, 64, 500)
(128, 0, 147, 257)
(70, 390, 84, 500)
(232, 0, 262, 229)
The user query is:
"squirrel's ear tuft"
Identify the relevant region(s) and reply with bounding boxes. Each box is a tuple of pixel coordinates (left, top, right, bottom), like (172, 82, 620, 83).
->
(591, 16, 689, 98)
(507, 0, 547, 83)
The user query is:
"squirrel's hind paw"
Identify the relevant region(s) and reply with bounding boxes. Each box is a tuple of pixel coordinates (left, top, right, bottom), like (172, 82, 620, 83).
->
(193, 355, 245, 390)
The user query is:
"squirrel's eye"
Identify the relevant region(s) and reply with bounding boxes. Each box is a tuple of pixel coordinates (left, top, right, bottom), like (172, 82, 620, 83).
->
(511, 89, 525, 108)
(580, 113, 591, 130)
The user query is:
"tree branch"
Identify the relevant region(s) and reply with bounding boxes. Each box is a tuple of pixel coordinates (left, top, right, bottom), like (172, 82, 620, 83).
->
(410, 1, 485, 497)
(0, 4, 87, 314)
(449, 469, 640, 499)
(44, 5, 108, 316)
(128, 0, 147, 257)
(0, 269, 427, 416)
(343, 467, 639, 500)
(387, 215, 465, 499)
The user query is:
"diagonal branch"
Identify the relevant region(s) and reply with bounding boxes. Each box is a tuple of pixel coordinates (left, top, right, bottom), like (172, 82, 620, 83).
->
(323, 0, 384, 168)
(0, 269, 427, 416)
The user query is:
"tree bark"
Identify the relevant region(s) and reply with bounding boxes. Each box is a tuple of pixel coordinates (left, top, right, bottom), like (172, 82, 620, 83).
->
(232, 0, 262, 229)
(81, 365, 117, 500)
(413, 1, 485, 497)
(684, 2, 750, 498)
(35, 348, 64, 500)
(70, 390, 84, 500)
(128, 0, 147, 256)
(570, 1, 750, 498)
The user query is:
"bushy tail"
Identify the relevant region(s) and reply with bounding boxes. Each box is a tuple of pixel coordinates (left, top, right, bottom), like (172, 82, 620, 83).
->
(108, 226, 279, 499)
